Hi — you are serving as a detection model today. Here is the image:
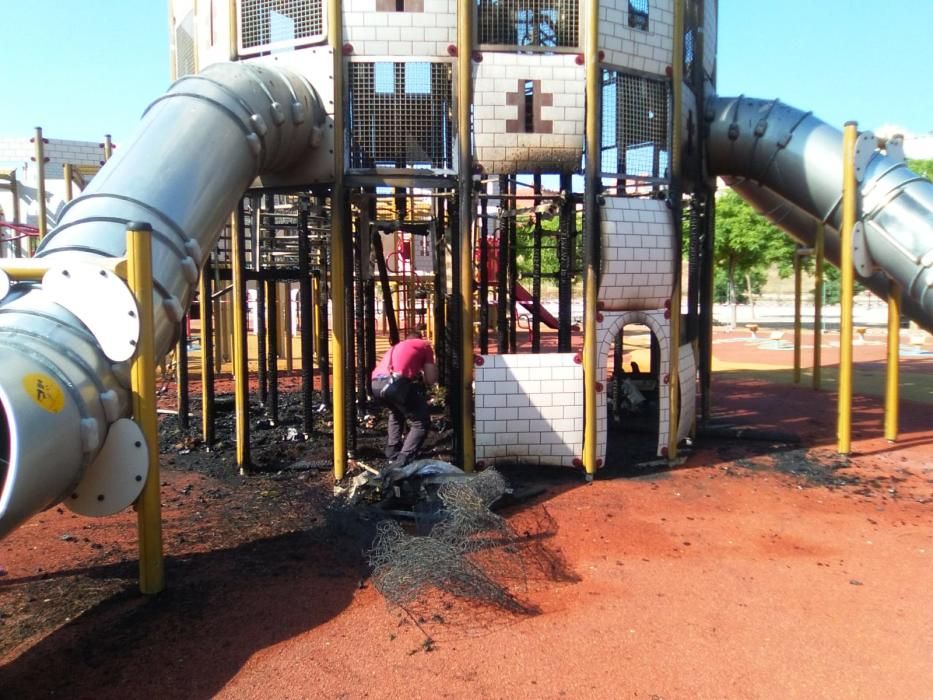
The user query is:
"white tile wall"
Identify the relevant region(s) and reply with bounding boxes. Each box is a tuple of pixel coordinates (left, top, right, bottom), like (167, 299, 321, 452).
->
(473, 53, 585, 174)
(677, 340, 696, 444)
(0, 138, 103, 178)
(599, 197, 674, 310)
(599, 0, 674, 78)
(475, 353, 584, 468)
(0, 137, 107, 235)
(344, 0, 457, 58)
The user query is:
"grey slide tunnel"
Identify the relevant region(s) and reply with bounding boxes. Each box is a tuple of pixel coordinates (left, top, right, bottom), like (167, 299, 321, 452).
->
(706, 95, 933, 333)
(0, 62, 327, 541)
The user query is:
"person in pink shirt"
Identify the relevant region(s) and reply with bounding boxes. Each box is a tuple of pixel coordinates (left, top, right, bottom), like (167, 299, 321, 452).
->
(371, 330, 438, 467)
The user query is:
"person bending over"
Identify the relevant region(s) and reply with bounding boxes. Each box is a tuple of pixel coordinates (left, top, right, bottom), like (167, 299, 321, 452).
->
(371, 330, 438, 468)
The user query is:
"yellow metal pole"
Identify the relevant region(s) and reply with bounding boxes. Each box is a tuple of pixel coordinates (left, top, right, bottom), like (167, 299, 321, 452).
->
(168, 0, 177, 80)
(0, 256, 126, 281)
(581, 0, 600, 478)
(228, 0, 238, 60)
(837, 122, 858, 455)
(329, 0, 349, 481)
(813, 224, 824, 390)
(33, 127, 47, 249)
(8, 169, 22, 258)
(884, 281, 901, 441)
(0, 259, 51, 280)
(199, 263, 214, 444)
(427, 289, 435, 343)
(667, 0, 685, 460)
(102, 134, 113, 162)
(282, 282, 294, 372)
(126, 222, 165, 595)
(230, 207, 251, 470)
(63, 163, 74, 202)
(312, 274, 322, 363)
(793, 247, 802, 383)
(457, 0, 475, 472)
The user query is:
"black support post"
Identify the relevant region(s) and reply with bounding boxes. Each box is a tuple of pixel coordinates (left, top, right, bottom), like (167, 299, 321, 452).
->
(532, 173, 542, 353)
(298, 196, 314, 437)
(266, 279, 279, 424)
(558, 172, 573, 352)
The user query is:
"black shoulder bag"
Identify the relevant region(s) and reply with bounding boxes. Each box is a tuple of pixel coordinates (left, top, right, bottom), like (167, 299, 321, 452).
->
(378, 345, 411, 405)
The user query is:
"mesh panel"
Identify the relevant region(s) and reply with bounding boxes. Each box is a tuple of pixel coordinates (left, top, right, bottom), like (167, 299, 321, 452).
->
(600, 69, 670, 182)
(239, 0, 324, 51)
(175, 11, 196, 77)
(628, 0, 649, 30)
(684, 29, 695, 78)
(477, 0, 579, 49)
(349, 62, 454, 171)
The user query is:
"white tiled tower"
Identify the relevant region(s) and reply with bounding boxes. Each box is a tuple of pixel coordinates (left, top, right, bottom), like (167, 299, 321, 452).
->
(164, 0, 710, 468)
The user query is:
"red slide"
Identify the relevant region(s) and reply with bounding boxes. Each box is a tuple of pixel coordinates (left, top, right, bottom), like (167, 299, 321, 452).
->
(514, 282, 560, 329)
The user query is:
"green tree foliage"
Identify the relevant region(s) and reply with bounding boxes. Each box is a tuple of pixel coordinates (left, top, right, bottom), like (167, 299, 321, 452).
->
(907, 158, 933, 181)
(513, 211, 582, 278)
(712, 191, 796, 308)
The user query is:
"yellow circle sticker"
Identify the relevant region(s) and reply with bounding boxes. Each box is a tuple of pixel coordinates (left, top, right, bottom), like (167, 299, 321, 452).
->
(23, 373, 65, 414)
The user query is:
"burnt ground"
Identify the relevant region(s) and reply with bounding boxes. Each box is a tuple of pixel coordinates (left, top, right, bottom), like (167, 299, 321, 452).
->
(1, 331, 932, 698)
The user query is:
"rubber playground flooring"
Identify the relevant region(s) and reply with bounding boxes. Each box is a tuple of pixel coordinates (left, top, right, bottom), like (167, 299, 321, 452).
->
(1, 321, 931, 698)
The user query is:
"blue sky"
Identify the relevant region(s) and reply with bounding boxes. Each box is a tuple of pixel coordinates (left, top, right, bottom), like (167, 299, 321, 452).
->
(1, 0, 930, 146)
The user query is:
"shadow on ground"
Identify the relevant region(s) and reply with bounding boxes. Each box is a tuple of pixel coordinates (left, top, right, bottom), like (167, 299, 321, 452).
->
(0, 523, 362, 700)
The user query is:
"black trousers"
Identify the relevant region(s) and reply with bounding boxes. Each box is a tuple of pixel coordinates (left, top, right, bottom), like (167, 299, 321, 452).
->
(373, 379, 430, 465)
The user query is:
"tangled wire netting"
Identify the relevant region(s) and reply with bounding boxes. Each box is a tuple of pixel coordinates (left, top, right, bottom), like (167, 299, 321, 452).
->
(367, 468, 574, 620)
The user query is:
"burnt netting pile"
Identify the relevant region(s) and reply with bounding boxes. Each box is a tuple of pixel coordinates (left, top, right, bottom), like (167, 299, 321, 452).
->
(367, 468, 540, 618)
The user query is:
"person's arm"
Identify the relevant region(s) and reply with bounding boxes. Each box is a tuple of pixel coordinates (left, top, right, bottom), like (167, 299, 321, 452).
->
(422, 361, 438, 386)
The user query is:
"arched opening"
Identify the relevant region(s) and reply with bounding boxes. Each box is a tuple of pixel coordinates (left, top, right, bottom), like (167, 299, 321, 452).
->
(605, 322, 661, 465)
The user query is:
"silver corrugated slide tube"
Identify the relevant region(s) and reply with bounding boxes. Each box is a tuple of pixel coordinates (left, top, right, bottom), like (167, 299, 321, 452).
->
(706, 95, 933, 331)
(0, 62, 326, 540)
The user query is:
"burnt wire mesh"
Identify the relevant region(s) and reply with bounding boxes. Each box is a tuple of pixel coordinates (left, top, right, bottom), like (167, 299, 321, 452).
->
(175, 11, 196, 78)
(349, 62, 453, 170)
(367, 468, 577, 631)
(477, 0, 579, 49)
(600, 69, 670, 182)
(239, 0, 324, 51)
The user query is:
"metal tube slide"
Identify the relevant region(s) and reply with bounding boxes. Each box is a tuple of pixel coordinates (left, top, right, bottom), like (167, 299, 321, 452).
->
(0, 62, 326, 540)
(706, 95, 933, 331)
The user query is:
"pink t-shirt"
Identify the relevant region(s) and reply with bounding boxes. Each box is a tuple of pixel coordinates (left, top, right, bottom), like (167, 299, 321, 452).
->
(372, 339, 435, 380)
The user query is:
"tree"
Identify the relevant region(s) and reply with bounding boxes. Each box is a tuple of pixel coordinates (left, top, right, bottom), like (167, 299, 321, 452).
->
(712, 190, 796, 327)
(907, 158, 933, 182)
